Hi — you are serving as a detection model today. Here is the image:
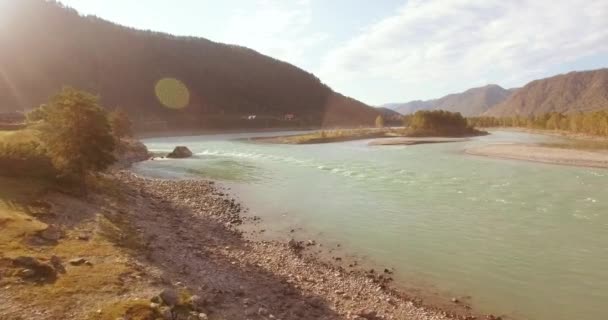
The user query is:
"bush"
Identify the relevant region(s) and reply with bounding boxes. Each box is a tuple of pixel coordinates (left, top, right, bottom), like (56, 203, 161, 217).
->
(38, 87, 116, 180)
(408, 110, 483, 136)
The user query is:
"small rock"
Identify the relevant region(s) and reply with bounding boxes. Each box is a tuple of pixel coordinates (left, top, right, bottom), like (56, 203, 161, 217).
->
(12, 256, 56, 281)
(50, 256, 65, 274)
(13, 256, 39, 267)
(451, 297, 459, 303)
(159, 288, 179, 306)
(190, 295, 206, 310)
(159, 306, 172, 320)
(38, 225, 63, 241)
(258, 307, 269, 316)
(288, 239, 304, 252)
(198, 313, 208, 320)
(19, 269, 36, 278)
(357, 310, 379, 320)
(306, 240, 316, 246)
(69, 258, 87, 266)
(229, 218, 242, 225)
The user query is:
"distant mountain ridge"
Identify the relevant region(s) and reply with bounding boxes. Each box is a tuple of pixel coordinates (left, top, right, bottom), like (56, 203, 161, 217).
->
(382, 100, 434, 115)
(384, 84, 512, 116)
(484, 69, 608, 116)
(0, 0, 378, 131)
(375, 107, 402, 118)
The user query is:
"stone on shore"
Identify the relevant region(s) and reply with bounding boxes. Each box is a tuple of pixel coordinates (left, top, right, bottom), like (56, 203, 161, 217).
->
(167, 146, 193, 158)
(68, 257, 87, 266)
(159, 288, 180, 306)
(12, 256, 57, 281)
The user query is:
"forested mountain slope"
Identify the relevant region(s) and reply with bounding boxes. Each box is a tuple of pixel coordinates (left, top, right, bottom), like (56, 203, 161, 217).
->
(485, 69, 608, 116)
(386, 85, 511, 116)
(0, 0, 378, 131)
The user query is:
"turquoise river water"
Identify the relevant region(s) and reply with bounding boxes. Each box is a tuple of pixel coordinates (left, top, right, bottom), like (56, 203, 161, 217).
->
(133, 131, 608, 320)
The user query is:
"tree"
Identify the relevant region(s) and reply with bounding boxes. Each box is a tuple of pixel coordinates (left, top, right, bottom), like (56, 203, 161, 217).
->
(26, 104, 50, 123)
(375, 115, 385, 128)
(39, 87, 116, 180)
(108, 109, 133, 138)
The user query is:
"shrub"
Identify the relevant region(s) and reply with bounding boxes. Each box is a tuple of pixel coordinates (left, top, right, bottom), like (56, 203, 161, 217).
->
(38, 87, 116, 180)
(408, 110, 482, 136)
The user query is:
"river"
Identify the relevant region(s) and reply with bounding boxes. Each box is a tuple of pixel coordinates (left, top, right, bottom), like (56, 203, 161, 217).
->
(133, 130, 608, 320)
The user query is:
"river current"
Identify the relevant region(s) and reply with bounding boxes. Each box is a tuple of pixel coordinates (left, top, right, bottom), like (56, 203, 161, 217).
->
(133, 131, 608, 320)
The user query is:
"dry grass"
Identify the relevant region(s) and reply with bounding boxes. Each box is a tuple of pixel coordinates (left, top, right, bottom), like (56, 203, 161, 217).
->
(0, 128, 40, 145)
(87, 300, 160, 320)
(0, 176, 148, 319)
(271, 128, 399, 144)
(0, 176, 51, 255)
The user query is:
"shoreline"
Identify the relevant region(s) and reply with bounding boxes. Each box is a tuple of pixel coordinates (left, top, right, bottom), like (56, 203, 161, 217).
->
(465, 143, 608, 169)
(253, 129, 485, 145)
(135, 127, 319, 139)
(117, 171, 487, 320)
(486, 127, 608, 142)
(368, 137, 471, 146)
(1, 137, 500, 320)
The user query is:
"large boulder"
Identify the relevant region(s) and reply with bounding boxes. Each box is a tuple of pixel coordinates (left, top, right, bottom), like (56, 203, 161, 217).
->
(167, 146, 193, 159)
(114, 139, 151, 167)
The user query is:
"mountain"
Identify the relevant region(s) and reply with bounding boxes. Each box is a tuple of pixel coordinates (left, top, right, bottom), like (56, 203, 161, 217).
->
(375, 107, 402, 118)
(484, 69, 608, 117)
(0, 0, 378, 131)
(386, 84, 512, 116)
(381, 100, 434, 115)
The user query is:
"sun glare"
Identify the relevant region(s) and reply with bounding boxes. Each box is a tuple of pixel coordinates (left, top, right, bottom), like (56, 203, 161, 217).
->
(154, 78, 190, 109)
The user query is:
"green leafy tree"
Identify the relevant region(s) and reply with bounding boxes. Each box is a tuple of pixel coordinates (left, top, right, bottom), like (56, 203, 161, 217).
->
(26, 104, 50, 123)
(108, 109, 133, 138)
(375, 115, 385, 128)
(40, 87, 116, 180)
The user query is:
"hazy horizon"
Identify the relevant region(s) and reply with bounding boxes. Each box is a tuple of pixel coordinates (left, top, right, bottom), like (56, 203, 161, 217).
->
(56, 0, 608, 105)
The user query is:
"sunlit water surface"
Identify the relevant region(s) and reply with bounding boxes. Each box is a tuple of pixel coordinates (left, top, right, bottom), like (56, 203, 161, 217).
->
(133, 131, 608, 320)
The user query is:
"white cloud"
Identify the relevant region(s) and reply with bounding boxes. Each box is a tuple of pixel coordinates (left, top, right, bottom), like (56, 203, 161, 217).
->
(318, 0, 608, 104)
(221, 0, 327, 70)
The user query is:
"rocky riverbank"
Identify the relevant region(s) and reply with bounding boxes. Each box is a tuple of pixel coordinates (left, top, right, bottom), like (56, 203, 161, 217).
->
(113, 171, 484, 320)
(1, 166, 494, 319)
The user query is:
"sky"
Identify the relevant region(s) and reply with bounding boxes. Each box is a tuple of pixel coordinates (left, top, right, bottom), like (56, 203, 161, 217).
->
(58, 0, 608, 106)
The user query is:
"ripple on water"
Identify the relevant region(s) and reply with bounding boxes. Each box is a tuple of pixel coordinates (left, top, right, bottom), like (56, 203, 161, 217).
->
(139, 131, 608, 320)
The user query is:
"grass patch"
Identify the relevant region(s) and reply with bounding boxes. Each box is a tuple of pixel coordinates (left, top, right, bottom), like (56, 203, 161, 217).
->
(0, 128, 40, 144)
(88, 300, 160, 320)
(260, 126, 486, 144)
(267, 128, 396, 144)
(0, 175, 143, 319)
(0, 128, 56, 179)
(0, 176, 53, 255)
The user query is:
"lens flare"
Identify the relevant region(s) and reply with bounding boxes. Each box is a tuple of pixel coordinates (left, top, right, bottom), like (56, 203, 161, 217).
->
(154, 78, 190, 109)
